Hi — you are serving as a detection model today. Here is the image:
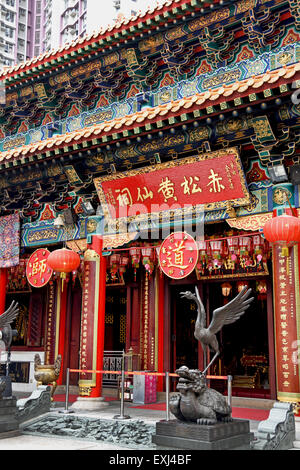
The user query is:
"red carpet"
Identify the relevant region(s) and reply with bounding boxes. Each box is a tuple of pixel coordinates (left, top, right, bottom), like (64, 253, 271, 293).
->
(231, 407, 269, 421)
(52, 395, 270, 421)
(131, 403, 270, 421)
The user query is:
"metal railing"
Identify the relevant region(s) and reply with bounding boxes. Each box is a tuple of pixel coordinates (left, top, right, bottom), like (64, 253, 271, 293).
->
(60, 362, 233, 421)
(103, 350, 123, 388)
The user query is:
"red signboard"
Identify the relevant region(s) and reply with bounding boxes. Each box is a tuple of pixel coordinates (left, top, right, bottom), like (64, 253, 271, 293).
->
(159, 232, 198, 279)
(26, 249, 53, 288)
(273, 245, 300, 403)
(94, 148, 250, 224)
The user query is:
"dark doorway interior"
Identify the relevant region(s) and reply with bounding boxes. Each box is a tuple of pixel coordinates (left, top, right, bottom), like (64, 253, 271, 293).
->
(104, 287, 127, 351)
(171, 285, 198, 371)
(206, 280, 270, 394)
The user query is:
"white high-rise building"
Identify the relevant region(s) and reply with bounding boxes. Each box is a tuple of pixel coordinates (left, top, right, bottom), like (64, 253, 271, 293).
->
(0, 0, 32, 67)
(86, 0, 157, 35)
(0, 0, 158, 67)
(45, 0, 158, 53)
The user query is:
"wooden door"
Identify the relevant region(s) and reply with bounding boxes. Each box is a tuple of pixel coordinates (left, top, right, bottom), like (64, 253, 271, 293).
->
(62, 282, 81, 386)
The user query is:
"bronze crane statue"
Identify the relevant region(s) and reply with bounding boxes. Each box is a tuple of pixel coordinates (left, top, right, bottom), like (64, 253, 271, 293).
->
(180, 286, 254, 375)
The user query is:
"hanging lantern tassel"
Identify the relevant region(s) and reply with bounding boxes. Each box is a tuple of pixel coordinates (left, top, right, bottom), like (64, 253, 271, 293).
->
(281, 245, 290, 275)
(61, 272, 66, 292)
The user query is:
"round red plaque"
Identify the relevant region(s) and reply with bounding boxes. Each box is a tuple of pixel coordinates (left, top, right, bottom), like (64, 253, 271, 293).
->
(26, 249, 53, 288)
(158, 232, 198, 279)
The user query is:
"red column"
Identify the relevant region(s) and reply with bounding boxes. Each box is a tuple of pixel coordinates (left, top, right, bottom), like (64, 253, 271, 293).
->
(91, 235, 106, 397)
(56, 279, 68, 386)
(0, 268, 7, 314)
(157, 272, 165, 392)
(73, 235, 107, 408)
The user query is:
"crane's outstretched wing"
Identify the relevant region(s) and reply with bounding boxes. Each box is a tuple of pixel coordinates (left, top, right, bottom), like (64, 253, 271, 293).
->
(208, 287, 254, 335)
(0, 301, 19, 329)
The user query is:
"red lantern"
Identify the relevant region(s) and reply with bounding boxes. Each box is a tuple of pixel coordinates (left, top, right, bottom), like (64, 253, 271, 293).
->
(198, 240, 208, 261)
(256, 279, 267, 300)
(239, 237, 251, 257)
(263, 214, 300, 256)
(256, 280, 267, 294)
(141, 247, 155, 275)
(129, 247, 141, 281)
(119, 254, 129, 274)
(110, 253, 120, 280)
(227, 237, 239, 254)
(209, 240, 223, 271)
(209, 240, 223, 259)
(197, 240, 208, 275)
(253, 235, 263, 255)
(227, 237, 239, 266)
(237, 280, 249, 293)
(221, 282, 232, 297)
(47, 248, 80, 289)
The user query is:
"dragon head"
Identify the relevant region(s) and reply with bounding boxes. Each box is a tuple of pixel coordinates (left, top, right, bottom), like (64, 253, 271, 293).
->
(175, 366, 207, 394)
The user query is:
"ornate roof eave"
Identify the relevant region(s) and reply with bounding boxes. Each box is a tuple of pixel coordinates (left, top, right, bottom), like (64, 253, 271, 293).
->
(0, 0, 216, 82)
(0, 0, 287, 85)
(0, 62, 299, 166)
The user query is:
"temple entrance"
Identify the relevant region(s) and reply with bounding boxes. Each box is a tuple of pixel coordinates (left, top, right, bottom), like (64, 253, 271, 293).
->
(104, 287, 127, 351)
(170, 278, 273, 398)
(204, 279, 271, 397)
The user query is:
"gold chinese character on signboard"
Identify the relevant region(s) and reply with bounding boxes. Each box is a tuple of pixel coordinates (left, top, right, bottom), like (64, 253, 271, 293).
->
(181, 176, 202, 195)
(207, 169, 225, 193)
(115, 188, 133, 206)
(32, 258, 47, 278)
(166, 240, 189, 269)
(158, 177, 177, 202)
(137, 186, 154, 202)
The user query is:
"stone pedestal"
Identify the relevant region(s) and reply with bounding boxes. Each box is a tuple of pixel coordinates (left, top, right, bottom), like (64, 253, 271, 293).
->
(70, 397, 109, 411)
(152, 419, 253, 450)
(0, 397, 20, 438)
(2, 376, 12, 398)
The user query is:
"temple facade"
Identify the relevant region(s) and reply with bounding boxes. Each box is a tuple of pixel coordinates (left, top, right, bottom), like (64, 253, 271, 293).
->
(0, 0, 300, 410)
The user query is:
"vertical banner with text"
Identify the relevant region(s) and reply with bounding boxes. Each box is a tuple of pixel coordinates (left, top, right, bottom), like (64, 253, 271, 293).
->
(78, 249, 100, 396)
(273, 245, 300, 406)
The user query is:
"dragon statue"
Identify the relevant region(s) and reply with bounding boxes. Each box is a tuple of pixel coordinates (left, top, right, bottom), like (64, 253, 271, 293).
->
(170, 366, 232, 425)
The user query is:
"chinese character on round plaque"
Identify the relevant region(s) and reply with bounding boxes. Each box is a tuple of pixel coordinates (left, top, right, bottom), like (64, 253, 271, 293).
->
(26, 249, 53, 288)
(158, 231, 199, 279)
